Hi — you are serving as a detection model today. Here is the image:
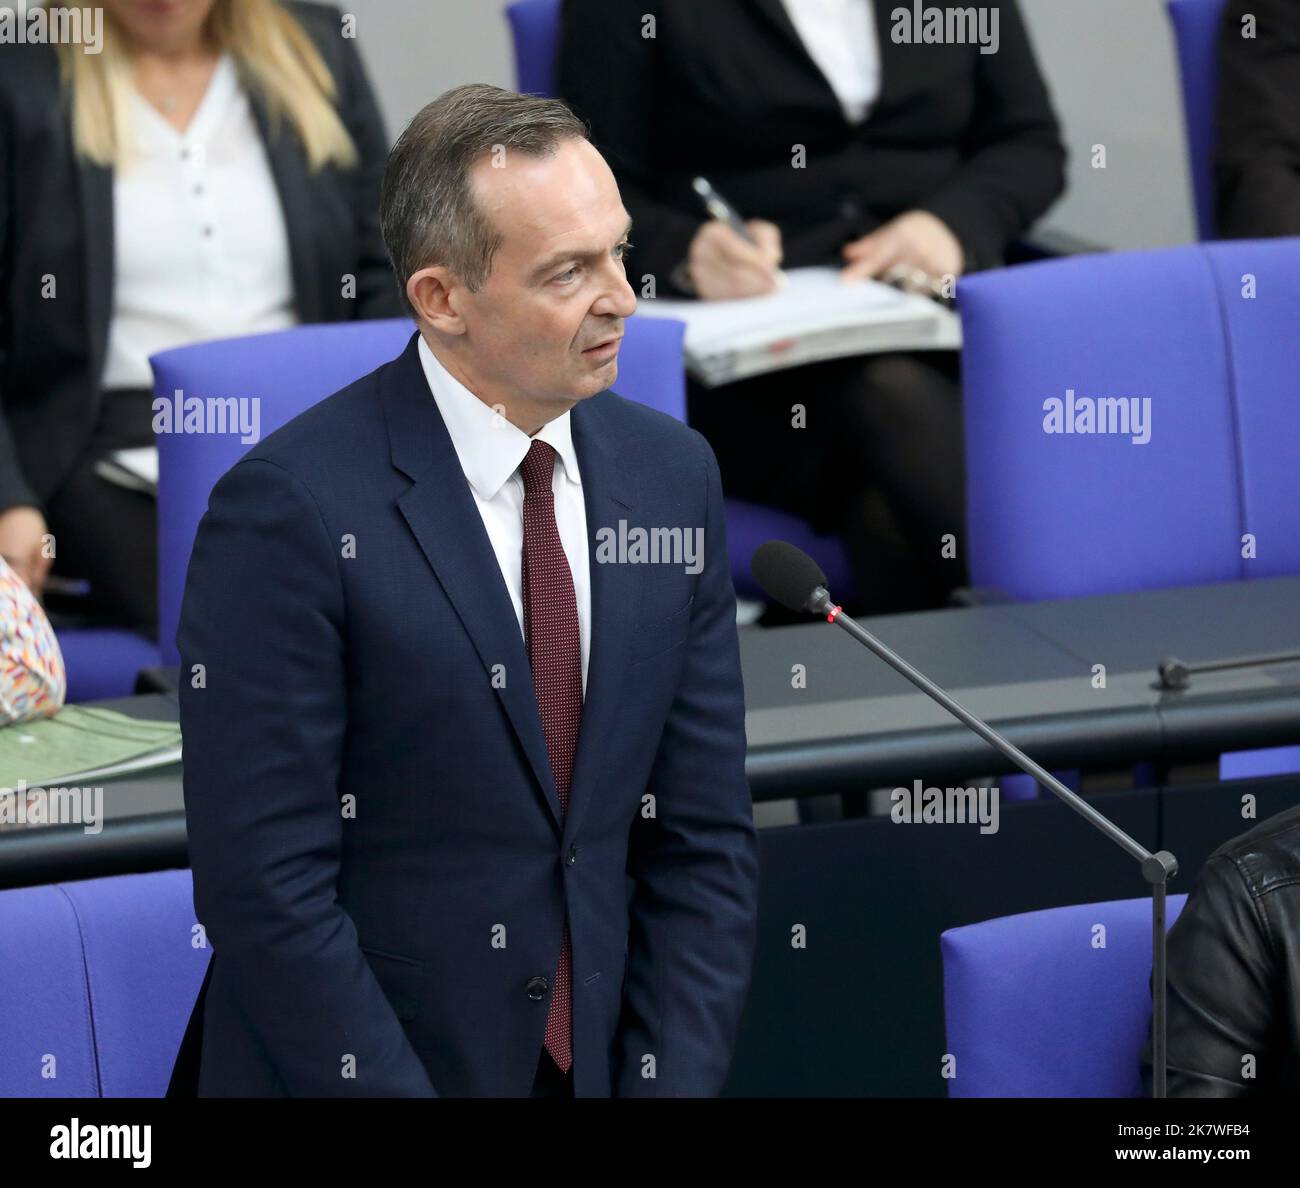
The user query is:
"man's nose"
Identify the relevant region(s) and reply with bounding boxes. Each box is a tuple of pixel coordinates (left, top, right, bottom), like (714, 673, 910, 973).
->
(592, 269, 638, 319)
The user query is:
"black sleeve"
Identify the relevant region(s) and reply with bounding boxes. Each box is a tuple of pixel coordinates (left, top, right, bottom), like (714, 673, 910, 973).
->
(1215, 0, 1300, 238)
(1141, 855, 1281, 1097)
(333, 14, 403, 319)
(557, 0, 704, 293)
(912, 0, 1067, 272)
(0, 82, 40, 513)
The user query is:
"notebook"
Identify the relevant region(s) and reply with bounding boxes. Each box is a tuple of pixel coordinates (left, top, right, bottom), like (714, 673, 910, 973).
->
(0, 705, 181, 797)
(94, 446, 159, 496)
(634, 266, 962, 387)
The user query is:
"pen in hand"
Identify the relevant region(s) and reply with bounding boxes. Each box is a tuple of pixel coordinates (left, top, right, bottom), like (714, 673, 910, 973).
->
(690, 176, 787, 291)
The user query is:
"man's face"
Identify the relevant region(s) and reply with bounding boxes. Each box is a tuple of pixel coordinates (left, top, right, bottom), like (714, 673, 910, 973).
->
(451, 138, 638, 413)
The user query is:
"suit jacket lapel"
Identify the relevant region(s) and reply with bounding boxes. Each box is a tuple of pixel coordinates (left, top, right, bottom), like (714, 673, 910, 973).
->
(76, 156, 113, 389)
(751, 0, 891, 117)
(868, 0, 894, 105)
(563, 399, 638, 842)
(246, 83, 320, 323)
(383, 334, 561, 827)
(382, 333, 641, 838)
(752, 0, 805, 51)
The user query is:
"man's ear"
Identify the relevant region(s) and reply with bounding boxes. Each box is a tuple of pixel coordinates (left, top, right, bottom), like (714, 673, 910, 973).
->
(407, 267, 467, 336)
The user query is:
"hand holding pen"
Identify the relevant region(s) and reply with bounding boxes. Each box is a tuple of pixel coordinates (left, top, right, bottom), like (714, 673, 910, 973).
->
(675, 175, 786, 300)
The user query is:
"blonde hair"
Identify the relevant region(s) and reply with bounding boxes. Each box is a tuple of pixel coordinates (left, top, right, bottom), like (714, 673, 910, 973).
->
(53, 0, 358, 171)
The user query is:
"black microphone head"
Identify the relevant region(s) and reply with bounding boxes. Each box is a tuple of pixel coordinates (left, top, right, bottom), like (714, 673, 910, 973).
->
(750, 540, 828, 613)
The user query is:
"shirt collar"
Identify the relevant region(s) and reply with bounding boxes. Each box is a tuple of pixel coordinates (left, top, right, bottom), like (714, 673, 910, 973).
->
(417, 333, 581, 501)
(131, 51, 238, 146)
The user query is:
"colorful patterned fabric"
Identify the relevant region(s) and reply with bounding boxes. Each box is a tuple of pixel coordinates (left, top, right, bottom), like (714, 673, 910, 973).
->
(0, 558, 66, 725)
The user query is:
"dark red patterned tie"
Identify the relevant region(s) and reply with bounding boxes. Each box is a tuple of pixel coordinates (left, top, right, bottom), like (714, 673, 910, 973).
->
(520, 438, 581, 1074)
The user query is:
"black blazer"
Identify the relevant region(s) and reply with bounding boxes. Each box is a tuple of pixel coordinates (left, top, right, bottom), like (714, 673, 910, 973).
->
(0, 0, 400, 512)
(1216, 0, 1300, 239)
(557, 0, 1065, 292)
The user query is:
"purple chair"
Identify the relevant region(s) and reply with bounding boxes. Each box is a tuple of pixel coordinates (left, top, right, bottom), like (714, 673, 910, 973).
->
(152, 316, 700, 665)
(152, 319, 416, 667)
(57, 628, 161, 703)
(504, 0, 856, 602)
(505, 0, 562, 95)
(1167, 0, 1228, 240)
(959, 239, 1300, 782)
(942, 894, 1188, 1096)
(0, 869, 207, 1096)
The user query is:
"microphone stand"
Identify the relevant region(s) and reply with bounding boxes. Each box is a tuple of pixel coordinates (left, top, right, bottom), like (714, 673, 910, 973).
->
(1158, 649, 1300, 690)
(807, 584, 1179, 1098)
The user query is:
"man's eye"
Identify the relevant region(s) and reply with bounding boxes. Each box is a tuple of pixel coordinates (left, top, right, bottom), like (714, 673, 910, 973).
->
(615, 240, 633, 259)
(554, 267, 578, 284)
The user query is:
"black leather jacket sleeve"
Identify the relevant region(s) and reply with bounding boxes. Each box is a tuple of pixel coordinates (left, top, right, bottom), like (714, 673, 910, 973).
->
(1142, 853, 1281, 1097)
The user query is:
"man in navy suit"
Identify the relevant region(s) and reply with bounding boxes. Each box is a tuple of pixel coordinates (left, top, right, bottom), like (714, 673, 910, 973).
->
(166, 83, 760, 1098)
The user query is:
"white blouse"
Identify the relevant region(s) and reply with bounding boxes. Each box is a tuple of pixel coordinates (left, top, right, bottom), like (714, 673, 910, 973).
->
(102, 52, 297, 391)
(781, 0, 881, 125)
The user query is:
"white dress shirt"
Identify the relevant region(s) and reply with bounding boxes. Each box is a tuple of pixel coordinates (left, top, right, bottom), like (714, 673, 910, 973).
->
(102, 52, 297, 390)
(780, 0, 881, 124)
(417, 334, 591, 694)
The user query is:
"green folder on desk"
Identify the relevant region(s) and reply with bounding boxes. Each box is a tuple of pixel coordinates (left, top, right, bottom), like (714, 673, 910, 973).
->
(0, 706, 181, 789)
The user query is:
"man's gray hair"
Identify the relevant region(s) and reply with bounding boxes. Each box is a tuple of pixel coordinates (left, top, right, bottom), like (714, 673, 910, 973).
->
(380, 84, 590, 315)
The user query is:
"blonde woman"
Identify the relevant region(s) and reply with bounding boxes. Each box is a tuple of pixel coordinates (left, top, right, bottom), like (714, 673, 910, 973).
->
(0, 0, 400, 637)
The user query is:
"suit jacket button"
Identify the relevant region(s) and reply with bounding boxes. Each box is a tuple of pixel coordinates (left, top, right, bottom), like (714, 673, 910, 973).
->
(526, 975, 549, 1001)
(566, 845, 578, 866)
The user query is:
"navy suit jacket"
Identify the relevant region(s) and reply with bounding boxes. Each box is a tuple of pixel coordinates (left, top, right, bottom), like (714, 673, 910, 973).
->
(167, 332, 760, 1097)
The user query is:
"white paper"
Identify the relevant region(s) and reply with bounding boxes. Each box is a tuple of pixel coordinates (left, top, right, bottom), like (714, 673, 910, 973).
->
(637, 267, 935, 351)
(107, 447, 159, 486)
(635, 266, 960, 385)
(93, 446, 159, 495)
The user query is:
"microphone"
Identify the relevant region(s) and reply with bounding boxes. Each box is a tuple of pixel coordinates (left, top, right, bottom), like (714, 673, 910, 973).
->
(750, 540, 829, 615)
(751, 539, 1179, 1099)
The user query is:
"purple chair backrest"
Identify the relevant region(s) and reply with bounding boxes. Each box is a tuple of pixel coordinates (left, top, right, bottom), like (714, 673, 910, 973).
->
(153, 320, 416, 666)
(958, 239, 1300, 600)
(506, 0, 562, 95)
(942, 893, 1188, 1096)
(0, 869, 207, 1097)
(1166, 0, 1228, 240)
(152, 317, 686, 665)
